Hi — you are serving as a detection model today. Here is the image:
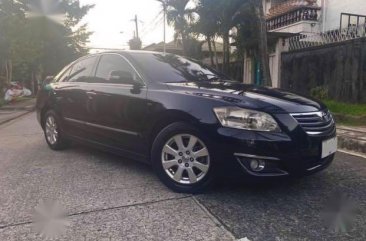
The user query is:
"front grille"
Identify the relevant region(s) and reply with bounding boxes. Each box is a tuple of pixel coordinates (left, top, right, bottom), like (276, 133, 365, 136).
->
(290, 111, 335, 136)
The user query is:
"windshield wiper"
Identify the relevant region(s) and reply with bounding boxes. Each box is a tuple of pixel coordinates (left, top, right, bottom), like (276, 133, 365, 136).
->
(198, 73, 224, 82)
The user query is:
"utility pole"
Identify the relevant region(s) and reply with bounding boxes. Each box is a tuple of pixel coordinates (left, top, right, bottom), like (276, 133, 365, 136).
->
(132, 14, 139, 39)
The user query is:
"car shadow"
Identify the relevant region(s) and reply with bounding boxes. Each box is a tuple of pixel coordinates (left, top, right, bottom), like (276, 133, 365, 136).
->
(67, 142, 153, 175)
(68, 142, 326, 194)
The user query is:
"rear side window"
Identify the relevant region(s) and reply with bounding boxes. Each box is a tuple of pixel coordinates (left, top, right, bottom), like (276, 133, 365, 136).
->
(68, 56, 97, 82)
(95, 54, 140, 84)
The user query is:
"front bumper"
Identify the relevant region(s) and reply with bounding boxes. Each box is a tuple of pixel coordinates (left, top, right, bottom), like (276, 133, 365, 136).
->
(205, 120, 336, 178)
(234, 152, 334, 177)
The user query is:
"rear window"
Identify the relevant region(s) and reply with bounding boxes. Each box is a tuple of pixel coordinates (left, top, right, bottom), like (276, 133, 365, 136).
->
(128, 53, 228, 83)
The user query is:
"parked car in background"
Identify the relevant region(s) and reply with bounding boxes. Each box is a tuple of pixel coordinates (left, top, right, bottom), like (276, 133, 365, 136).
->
(36, 51, 337, 193)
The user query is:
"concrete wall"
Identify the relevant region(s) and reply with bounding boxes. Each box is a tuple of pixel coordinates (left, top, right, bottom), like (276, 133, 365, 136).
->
(270, 38, 289, 87)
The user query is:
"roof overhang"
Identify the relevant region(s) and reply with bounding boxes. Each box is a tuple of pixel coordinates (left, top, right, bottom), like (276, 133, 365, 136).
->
(267, 31, 297, 39)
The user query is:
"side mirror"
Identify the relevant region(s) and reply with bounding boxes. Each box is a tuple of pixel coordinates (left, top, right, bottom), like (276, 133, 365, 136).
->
(109, 70, 135, 85)
(43, 76, 54, 86)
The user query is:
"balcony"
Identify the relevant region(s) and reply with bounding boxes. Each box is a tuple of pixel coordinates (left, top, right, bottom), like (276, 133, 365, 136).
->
(266, 0, 321, 33)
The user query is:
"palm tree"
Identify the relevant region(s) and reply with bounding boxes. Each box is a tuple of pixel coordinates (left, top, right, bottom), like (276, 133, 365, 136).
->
(157, 0, 194, 56)
(192, 0, 219, 67)
(210, 0, 243, 73)
(234, 0, 272, 86)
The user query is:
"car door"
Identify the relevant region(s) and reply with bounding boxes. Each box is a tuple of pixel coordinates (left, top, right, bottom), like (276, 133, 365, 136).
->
(55, 56, 99, 139)
(84, 53, 148, 156)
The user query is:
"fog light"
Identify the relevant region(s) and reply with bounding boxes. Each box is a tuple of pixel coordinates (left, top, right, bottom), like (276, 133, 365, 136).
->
(250, 159, 265, 172)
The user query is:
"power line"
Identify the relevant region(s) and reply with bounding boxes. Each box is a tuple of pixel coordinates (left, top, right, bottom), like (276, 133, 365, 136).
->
(140, 14, 164, 40)
(140, 11, 164, 38)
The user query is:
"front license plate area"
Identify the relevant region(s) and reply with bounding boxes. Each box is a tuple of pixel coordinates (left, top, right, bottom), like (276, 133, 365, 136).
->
(321, 137, 337, 158)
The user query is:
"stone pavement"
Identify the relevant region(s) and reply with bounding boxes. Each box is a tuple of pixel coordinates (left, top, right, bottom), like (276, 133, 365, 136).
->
(1, 113, 366, 241)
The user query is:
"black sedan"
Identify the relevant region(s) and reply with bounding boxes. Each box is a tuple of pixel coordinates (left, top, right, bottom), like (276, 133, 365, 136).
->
(36, 51, 337, 193)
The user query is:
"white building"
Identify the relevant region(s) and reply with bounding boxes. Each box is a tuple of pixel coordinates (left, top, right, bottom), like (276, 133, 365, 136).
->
(243, 0, 366, 87)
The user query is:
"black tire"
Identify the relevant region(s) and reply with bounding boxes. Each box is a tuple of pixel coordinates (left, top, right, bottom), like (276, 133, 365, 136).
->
(43, 110, 69, 150)
(151, 122, 215, 193)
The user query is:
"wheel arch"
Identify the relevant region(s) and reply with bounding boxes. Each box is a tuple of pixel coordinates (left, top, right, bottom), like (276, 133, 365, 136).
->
(40, 103, 60, 129)
(40, 105, 51, 129)
(148, 110, 200, 155)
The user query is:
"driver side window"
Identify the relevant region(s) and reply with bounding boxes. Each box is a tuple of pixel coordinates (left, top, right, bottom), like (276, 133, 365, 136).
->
(95, 54, 140, 84)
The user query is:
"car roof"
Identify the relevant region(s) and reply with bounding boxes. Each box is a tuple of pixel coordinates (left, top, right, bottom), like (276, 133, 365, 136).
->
(87, 50, 165, 58)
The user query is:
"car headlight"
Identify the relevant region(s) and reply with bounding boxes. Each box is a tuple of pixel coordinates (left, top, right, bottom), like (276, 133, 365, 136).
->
(213, 107, 281, 132)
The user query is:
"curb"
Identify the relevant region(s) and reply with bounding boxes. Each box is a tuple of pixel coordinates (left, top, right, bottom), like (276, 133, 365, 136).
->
(337, 126, 366, 155)
(337, 135, 366, 155)
(338, 149, 366, 159)
(0, 109, 34, 126)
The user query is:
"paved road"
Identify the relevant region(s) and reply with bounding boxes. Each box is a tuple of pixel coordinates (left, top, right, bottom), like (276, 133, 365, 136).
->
(0, 98, 35, 125)
(0, 113, 365, 241)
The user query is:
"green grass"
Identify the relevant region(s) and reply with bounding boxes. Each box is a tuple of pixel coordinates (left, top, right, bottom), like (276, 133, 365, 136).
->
(323, 100, 366, 116)
(0, 96, 34, 108)
(322, 100, 366, 126)
(0, 98, 5, 107)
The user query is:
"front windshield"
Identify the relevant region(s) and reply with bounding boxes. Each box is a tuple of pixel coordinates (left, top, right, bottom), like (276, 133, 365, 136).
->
(128, 52, 230, 83)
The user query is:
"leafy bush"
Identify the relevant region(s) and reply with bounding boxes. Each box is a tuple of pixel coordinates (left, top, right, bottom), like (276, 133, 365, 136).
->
(310, 86, 328, 100)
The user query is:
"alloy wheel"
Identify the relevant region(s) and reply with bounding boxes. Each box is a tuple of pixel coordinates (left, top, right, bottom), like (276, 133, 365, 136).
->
(161, 134, 210, 185)
(45, 116, 58, 145)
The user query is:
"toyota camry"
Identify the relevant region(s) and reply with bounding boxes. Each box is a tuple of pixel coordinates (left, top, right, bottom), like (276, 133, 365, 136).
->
(36, 51, 337, 193)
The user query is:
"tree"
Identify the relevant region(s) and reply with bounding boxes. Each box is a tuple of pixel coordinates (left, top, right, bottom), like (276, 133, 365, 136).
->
(192, 0, 243, 73)
(192, 0, 219, 67)
(0, 0, 94, 95)
(234, 0, 272, 86)
(158, 0, 195, 56)
(0, 0, 26, 86)
(189, 0, 272, 85)
(254, 0, 272, 87)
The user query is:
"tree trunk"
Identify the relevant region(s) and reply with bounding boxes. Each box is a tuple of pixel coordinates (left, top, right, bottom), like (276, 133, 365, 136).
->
(8, 60, 12, 83)
(223, 32, 230, 74)
(181, 33, 188, 56)
(5, 60, 9, 84)
(257, 1, 272, 87)
(212, 40, 219, 70)
(221, 40, 225, 72)
(207, 36, 214, 67)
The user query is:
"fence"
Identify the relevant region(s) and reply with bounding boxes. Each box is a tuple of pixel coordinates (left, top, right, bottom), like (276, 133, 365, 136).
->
(288, 24, 366, 51)
(281, 38, 366, 103)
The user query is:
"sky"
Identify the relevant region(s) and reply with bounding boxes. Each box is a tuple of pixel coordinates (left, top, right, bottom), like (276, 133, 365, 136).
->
(79, 0, 176, 50)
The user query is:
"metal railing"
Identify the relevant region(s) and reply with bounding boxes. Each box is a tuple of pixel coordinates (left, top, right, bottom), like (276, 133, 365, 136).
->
(288, 24, 366, 51)
(266, 6, 320, 31)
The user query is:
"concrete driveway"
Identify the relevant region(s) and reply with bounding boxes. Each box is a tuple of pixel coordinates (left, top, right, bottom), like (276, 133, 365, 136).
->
(0, 113, 365, 241)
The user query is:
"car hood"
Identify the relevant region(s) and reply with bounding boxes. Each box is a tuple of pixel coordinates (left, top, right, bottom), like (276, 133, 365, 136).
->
(165, 81, 326, 114)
